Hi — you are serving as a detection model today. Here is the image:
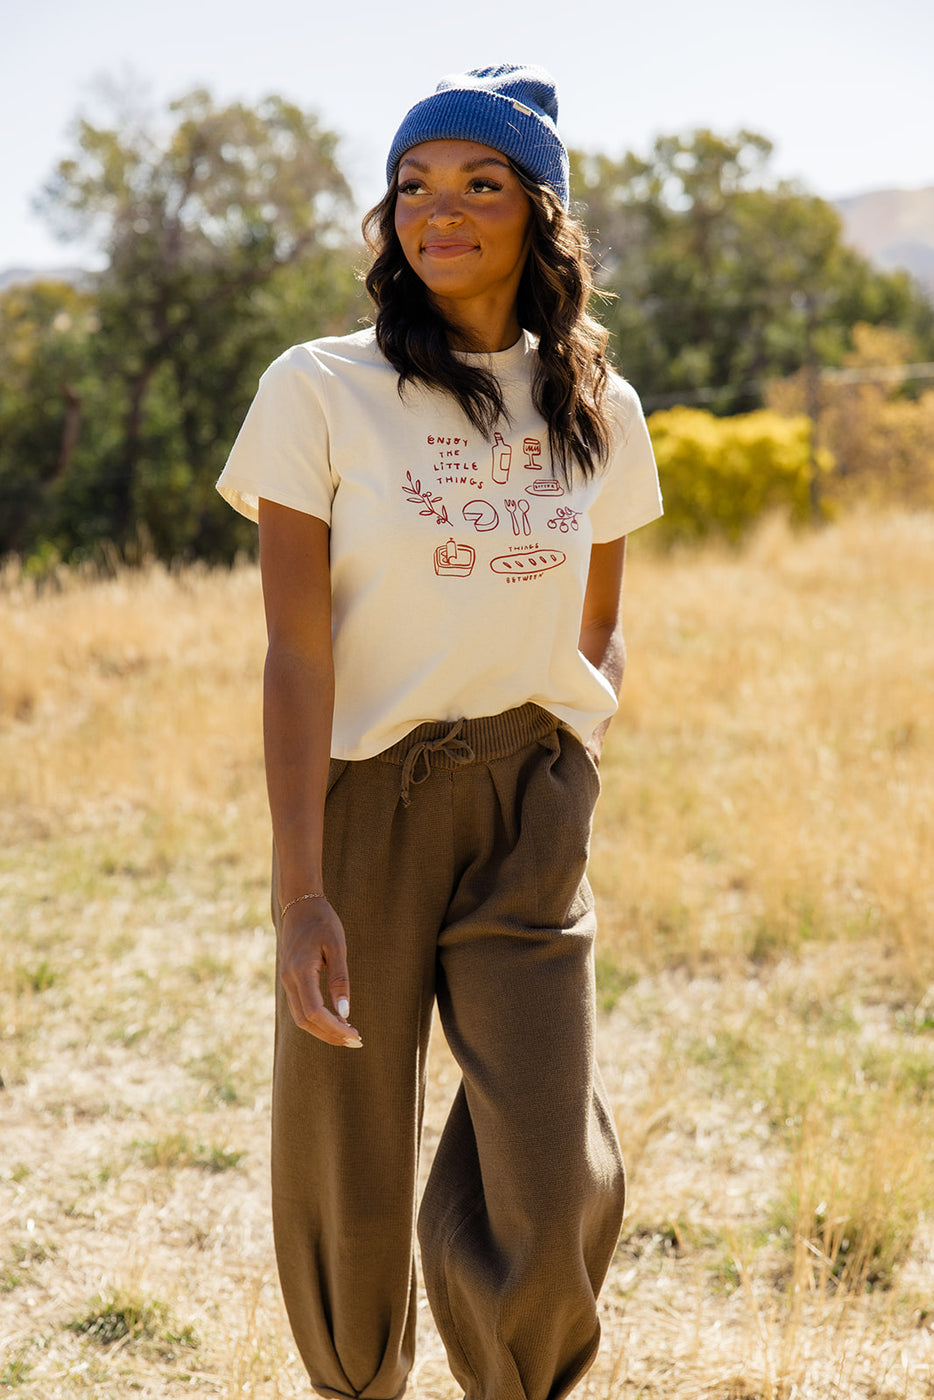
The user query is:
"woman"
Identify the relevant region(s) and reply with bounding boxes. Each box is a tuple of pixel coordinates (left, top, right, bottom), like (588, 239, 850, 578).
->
(218, 64, 662, 1400)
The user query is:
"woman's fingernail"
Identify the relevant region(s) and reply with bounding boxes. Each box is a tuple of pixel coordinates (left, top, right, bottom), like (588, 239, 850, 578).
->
(343, 1036, 363, 1049)
(337, 997, 350, 1019)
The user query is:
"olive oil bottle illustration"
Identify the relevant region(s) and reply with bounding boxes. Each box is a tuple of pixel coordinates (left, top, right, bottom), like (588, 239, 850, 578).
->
(491, 432, 512, 484)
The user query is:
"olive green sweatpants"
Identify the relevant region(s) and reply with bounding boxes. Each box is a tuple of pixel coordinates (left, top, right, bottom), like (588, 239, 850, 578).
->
(270, 704, 626, 1400)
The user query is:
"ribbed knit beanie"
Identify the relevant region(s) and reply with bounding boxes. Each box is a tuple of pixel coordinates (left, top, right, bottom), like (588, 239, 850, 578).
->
(386, 64, 570, 209)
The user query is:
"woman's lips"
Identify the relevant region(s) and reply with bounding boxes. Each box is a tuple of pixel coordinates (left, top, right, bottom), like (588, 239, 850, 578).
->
(421, 240, 477, 258)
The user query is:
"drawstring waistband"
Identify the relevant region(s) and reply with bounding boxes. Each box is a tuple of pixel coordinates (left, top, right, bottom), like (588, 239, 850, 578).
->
(399, 718, 475, 807)
(377, 703, 561, 807)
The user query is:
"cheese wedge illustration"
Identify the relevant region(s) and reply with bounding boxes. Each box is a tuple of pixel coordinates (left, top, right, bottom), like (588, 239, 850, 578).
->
(462, 499, 500, 531)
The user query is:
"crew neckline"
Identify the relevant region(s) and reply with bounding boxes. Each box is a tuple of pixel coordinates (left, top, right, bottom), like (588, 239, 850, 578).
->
(453, 330, 533, 368)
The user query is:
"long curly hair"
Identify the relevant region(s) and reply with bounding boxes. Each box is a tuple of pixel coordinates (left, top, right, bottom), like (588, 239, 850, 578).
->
(363, 163, 612, 483)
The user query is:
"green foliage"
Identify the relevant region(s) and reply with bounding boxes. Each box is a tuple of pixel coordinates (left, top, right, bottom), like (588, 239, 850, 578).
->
(647, 406, 830, 544)
(594, 952, 637, 1013)
(4, 104, 933, 566)
(2, 1237, 53, 1295)
(16, 959, 58, 993)
(572, 130, 934, 410)
(1, 85, 368, 566)
(0, 1356, 32, 1386)
(133, 1131, 244, 1172)
(0, 279, 115, 558)
(66, 1290, 198, 1353)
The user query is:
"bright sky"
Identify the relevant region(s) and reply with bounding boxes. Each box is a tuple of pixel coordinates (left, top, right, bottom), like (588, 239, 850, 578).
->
(2, 0, 932, 270)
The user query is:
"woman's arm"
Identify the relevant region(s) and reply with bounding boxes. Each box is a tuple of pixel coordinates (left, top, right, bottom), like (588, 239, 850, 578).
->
(258, 498, 362, 1048)
(578, 536, 628, 765)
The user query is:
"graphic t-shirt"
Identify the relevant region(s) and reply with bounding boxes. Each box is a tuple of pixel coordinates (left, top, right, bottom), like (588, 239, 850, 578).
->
(217, 328, 662, 760)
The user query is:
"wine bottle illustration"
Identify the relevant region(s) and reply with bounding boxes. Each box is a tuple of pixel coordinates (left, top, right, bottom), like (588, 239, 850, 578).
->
(491, 431, 512, 484)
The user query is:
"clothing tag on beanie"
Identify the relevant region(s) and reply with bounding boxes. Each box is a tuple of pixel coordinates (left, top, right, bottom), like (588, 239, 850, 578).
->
(511, 101, 532, 115)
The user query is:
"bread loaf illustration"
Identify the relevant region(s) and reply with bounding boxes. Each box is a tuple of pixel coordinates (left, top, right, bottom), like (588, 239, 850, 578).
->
(490, 549, 565, 575)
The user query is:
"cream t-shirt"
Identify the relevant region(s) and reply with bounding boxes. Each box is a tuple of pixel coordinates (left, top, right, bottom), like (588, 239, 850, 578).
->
(217, 328, 662, 760)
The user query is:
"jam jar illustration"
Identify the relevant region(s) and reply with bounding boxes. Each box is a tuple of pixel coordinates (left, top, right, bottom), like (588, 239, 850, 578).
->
(434, 538, 476, 577)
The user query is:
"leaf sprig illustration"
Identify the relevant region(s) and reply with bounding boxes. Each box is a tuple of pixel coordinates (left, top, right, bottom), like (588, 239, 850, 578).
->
(402, 471, 451, 525)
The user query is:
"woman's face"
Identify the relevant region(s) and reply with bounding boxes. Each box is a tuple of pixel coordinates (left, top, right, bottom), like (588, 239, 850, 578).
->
(393, 139, 532, 331)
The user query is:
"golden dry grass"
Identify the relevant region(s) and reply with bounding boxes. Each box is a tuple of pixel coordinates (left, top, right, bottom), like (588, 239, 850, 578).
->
(1, 510, 932, 1397)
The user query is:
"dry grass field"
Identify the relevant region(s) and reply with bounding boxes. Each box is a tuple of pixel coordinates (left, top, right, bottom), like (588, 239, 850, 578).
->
(1, 509, 932, 1398)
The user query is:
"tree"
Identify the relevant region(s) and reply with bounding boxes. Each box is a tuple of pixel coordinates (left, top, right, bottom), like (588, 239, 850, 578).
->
(29, 84, 367, 561)
(0, 278, 120, 559)
(768, 323, 934, 505)
(572, 130, 934, 411)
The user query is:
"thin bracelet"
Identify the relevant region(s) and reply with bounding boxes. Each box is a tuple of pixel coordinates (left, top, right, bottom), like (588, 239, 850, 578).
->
(280, 891, 327, 919)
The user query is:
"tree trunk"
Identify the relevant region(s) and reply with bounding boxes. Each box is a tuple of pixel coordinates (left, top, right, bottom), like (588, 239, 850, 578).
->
(56, 384, 82, 478)
(114, 365, 155, 542)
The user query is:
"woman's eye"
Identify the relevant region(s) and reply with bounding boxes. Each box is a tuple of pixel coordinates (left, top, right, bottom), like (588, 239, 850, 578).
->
(470, 179, 501, 193)
(397, 180, 426, 195)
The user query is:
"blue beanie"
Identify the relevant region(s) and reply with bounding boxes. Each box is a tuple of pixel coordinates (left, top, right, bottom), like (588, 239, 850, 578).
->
(386, 64, 570, 209)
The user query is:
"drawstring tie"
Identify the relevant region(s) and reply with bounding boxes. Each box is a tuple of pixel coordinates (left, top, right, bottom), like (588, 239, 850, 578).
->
(400, 718, 476, 807)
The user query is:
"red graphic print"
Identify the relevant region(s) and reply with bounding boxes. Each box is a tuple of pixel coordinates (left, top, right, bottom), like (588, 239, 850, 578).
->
(491, 432, 512, 484)
(489, 549, 566, 578)
(547, 507, 581, 533)
(433, 539, 476, 577)
(522, 437, 543, 470)
(462, 499, 500, 532)
(525, 479, 564, 498)
(504, 499, 532, 536)
(402, 471, 451, 525)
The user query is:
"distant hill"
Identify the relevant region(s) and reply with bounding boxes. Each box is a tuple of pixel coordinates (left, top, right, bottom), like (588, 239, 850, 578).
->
(835, 186, 934, 297)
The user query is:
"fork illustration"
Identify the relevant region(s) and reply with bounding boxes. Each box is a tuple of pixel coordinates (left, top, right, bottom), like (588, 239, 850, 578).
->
(504, 499, 521, 535)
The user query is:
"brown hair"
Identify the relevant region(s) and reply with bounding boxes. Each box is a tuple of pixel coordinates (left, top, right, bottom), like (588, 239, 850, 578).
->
(363, 165, 611, 482)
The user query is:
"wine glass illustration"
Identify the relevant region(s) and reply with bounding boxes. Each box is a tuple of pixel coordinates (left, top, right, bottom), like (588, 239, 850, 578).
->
(523, 437, 542, 470)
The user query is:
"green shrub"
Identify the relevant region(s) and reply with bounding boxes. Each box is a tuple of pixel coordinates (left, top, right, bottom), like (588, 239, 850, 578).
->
(647, 407, 832, 544)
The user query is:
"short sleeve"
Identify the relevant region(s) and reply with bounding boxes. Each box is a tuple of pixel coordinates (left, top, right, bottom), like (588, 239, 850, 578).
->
(588, 378, 663, 544)
(216, 345, 337, 525)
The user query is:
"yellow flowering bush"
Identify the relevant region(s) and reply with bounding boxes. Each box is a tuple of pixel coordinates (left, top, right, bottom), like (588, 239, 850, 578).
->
(647, 407, 832, 544)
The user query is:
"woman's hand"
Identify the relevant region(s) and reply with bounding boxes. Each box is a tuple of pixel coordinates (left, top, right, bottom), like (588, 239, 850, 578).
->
(584, 736, 603, 768)
(579, 535, 628, 768)
(279, 899, 363, 1047)
(259, 501, 357, 1048)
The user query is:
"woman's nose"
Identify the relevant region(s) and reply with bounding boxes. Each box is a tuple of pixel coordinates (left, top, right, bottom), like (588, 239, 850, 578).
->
(427, 192, 463, 226)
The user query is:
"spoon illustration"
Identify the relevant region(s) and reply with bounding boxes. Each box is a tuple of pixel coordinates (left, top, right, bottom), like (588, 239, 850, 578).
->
(516, 499, 532, 536)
